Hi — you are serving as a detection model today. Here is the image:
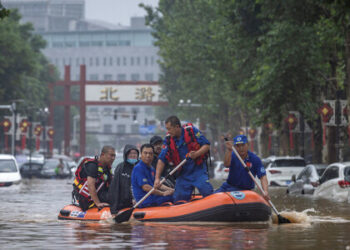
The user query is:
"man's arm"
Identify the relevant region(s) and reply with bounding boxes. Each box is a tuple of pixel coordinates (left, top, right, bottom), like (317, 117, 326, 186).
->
(188, 144, 210, 159)
(154, 159, 165, 189)
(141, 184, 173, 196)
(87, 176, 109, 209)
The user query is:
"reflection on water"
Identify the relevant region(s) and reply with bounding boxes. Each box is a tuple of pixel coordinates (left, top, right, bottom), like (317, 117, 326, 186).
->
(0, 179, 350, 249)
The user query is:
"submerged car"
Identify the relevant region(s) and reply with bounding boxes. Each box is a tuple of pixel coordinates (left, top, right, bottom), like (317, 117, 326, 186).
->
(313, 162, 350, 202)
(287, 164, 327, 194)
(40, 158, 72, 179)
(0, 154, 21, 187)
(20, 161, 44, 178)
(265, 156, 306, 186)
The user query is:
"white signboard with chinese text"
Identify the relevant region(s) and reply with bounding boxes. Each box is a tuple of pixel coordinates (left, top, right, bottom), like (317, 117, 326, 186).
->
(85, 84, 164, 103)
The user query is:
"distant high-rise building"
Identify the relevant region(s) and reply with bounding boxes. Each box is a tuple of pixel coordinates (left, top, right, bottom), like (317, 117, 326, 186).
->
(3, 0, 164, 154)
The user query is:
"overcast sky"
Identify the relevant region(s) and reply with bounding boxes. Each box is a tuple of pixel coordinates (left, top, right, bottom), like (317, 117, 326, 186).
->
(85, 0, 159, 26)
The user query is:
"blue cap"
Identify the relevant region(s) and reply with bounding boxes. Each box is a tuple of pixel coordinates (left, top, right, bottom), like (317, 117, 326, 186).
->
(233, 135, 248, 145)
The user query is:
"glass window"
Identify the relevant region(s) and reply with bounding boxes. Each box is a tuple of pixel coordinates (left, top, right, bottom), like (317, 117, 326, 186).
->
(89, 74, 98, 80)
(89, 58, 93, 66)
(274, 159, 306, 167)
(103, 57, 107, 66)
(0, 160, 17, 173)
(82, 58, 86, 65)
(76, 58, 80, 66)
(117, 74, 126, 81)
(145, 73, 153, 81)
(116, 57, 120, 66)
(123, 57, 127, 66)
(109, 57, 113, 66)
(95, 57, 99, 66)
(104, 74, 112, 81)
(117, 124, 126, 134)
(130, 57, 134, 66)
(131, 74, 140, 81)
(103, 124, 112, 133)
(136, 57, 140, 65)
(319, 166, 339, 184)
(131, 124, 139, 134)
(151, 56, 154, 65)
(145, 56, 148, 66)
(344, 167, 350, 178)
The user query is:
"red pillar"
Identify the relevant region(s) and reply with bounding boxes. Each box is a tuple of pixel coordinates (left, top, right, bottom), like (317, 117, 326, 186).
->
(64, 65, 71, 156)
(79, 65, 86, 156)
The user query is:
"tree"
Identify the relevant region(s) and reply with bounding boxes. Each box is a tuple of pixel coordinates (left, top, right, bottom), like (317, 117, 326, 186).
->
(0, 1, 10, 19)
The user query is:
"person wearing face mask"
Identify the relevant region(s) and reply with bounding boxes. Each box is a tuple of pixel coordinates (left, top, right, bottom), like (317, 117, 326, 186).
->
(109, 145, 139, 215)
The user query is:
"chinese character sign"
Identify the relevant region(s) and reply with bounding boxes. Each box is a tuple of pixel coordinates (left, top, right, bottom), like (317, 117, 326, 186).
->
(86, 85, 163, 102)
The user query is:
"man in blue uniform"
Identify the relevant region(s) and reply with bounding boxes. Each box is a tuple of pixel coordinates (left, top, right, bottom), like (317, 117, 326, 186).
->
(131, 144, 174, 208)
(215, 135, 270, 200)
(154, 116, 213, 202)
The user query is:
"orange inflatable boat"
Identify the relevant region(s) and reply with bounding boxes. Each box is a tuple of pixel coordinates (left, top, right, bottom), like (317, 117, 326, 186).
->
(58, 191, 271, 222)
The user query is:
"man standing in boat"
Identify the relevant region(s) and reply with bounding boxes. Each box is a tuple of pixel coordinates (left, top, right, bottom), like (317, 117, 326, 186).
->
(216, 135, 270, 200)
(154, 116, 213, 202)
(72, 145, 115, 211)
(131, 144, 174, 207)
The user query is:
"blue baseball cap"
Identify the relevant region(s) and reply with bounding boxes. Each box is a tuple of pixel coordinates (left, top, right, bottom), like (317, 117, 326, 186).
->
(233, 135, 248, 145)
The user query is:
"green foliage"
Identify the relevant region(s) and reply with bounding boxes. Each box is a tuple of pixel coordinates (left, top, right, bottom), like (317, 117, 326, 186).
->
(0, 2, 10, 19)
(143, 0, 350, 159)
(0, 10, 58, 111)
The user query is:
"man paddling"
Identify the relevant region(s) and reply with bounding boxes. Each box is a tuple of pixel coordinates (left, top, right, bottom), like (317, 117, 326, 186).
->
(216, 135, 270, 201)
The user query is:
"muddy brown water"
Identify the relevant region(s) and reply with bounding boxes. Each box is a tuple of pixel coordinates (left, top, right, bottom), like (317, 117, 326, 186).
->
(0, 179, 349, 249)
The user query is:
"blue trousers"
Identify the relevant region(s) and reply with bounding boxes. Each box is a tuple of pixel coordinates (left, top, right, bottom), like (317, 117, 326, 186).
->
(174, 171, 213, 202)
(139, 194, 173, 208)
(215, 181, 246, 193)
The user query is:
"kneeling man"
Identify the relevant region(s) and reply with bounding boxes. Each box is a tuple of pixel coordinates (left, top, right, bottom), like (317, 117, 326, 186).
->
(131, 143, 174, 208)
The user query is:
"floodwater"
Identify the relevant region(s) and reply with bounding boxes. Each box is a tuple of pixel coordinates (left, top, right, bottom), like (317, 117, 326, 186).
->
(1, 178, 350, 249)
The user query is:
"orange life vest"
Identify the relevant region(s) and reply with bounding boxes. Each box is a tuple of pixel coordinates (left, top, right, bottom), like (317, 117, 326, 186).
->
(73, 157, 112, 201)
(165, 123, 208, 168)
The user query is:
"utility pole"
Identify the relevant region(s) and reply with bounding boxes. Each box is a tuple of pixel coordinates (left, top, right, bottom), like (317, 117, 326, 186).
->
(335, 91, 341, 162)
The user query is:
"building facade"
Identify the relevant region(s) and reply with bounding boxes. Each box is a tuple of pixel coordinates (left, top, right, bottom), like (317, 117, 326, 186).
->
(3, 0, 164, 154)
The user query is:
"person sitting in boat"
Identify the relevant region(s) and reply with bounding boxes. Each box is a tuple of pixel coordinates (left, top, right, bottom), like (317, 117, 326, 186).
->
(150, 135, 176, 188)
(109, 145, 139, 215)
(215, 135, 270, 200)
(154, 115, 213, 202)
(131, 143, 174, 208)
(72, 145, 115, 211)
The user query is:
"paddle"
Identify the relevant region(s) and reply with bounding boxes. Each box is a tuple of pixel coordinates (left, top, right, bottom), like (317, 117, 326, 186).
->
(114, 158, 187, 223)
(224, 138, 291, 224)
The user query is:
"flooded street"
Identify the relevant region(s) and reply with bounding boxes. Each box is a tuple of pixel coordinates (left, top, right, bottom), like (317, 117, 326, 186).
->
(1, 178, 350, 249)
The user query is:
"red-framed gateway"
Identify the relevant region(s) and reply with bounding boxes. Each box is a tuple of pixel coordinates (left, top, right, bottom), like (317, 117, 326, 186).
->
(49, 65, 167, 156)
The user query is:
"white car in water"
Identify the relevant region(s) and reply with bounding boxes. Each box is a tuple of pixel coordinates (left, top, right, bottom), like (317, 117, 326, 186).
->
(213, 161, 229, 180)
(314, 162, 350, 202)
(264, 156, 306, 186)
(0, 154, 21, 187)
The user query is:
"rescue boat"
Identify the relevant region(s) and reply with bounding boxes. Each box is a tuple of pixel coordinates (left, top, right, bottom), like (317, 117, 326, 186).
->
(58, 191, 271, 222)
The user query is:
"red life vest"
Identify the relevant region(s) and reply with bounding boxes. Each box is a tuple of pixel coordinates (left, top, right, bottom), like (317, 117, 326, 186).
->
(73, 157, 112, 201)
(165, 123, 208, 168)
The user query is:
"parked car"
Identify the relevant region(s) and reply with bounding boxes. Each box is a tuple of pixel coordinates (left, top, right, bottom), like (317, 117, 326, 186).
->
(40, 158, 72, 179)
(287, 164, 327, 194)
(265, 156, 306, 186)
(0, 154, 21, 187)
(20, 161, 44, 178)
(313, 162, 350, 202)
(213, 161, 229, 180)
